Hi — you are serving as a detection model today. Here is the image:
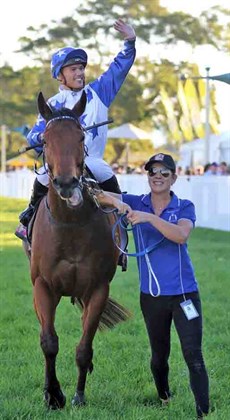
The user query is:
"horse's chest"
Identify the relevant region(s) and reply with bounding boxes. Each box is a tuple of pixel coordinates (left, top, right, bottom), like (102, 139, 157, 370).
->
(51, 259, 89, 296)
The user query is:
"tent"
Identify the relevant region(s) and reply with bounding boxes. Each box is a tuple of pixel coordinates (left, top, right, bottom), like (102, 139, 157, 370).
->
(178, 131, 230, 168)
(107, 123, 153, 169)
(6, 153, 36, 168)
(107, 123, 152, 140)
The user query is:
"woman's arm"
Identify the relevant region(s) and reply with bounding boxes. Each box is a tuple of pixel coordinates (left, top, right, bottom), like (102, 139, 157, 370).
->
(127, 211, 193, 244)
(96, 191, 132, 214)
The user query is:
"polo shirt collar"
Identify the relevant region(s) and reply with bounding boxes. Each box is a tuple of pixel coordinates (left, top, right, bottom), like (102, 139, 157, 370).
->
(141, 191, 179, 210)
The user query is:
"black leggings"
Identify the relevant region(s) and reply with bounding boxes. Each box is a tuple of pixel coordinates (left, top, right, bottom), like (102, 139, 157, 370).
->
(140, 292, 209, 416)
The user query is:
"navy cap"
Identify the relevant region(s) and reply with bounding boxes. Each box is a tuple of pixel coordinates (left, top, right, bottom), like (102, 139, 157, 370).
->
(145, 153, 176, 172)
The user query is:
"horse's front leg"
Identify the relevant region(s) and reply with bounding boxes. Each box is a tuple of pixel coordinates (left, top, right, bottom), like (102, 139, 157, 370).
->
(33, 276, 66, 410)
(72, 284, 109, 406)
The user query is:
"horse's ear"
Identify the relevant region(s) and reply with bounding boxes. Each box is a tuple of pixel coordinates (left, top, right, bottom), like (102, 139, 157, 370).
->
(37, 92, 53, 121)
(72, 90, 87, 118)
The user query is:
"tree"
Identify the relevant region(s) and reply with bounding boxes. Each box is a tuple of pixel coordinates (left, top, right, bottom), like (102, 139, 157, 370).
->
(2, 0, 229, 160)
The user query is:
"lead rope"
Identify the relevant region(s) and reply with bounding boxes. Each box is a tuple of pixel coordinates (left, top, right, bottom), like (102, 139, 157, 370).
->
(136, 225, 161, 297)
(112, 215, 164, 296)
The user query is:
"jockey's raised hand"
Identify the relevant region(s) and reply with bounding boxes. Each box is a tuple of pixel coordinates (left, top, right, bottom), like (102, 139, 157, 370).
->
(114, 18, 136, 40)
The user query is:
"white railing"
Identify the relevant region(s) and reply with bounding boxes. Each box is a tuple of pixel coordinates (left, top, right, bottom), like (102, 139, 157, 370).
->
(1, 170, 230, 231)
(0, 169, 35, 200)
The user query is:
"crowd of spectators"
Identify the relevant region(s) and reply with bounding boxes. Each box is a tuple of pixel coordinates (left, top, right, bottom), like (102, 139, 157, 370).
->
(112, 161, 230, 176)
(177, 161, 230, 176)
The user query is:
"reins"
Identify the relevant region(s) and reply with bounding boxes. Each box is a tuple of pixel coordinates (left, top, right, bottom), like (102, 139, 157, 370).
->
(112, 213, 165, 257)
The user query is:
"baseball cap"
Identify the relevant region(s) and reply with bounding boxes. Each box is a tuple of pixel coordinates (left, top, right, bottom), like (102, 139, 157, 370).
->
(144, 153, 176, 172)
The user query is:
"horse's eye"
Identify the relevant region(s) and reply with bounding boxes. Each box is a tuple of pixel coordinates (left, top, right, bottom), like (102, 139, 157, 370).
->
(80, 134, 85, 143)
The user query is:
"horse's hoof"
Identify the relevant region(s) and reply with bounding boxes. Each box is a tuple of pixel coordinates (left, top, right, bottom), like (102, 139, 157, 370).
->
(44, 389, 66, 410)
(71, 392, 86, 407)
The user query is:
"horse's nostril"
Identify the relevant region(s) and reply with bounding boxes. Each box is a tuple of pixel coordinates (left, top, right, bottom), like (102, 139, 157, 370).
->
(52, 176, 79, 198)
(53, 177, 58, 187)
(72, 177, 79, 188)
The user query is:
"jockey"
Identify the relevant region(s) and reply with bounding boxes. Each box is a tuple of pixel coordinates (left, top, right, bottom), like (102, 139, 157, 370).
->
(15, 18, 136, 245)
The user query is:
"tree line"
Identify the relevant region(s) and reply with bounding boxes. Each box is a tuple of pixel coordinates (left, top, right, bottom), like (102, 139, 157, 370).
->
(0, 0, 229, 163)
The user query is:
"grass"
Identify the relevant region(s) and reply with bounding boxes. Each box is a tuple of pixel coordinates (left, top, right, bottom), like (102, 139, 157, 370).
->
(0, 196, 230, 419)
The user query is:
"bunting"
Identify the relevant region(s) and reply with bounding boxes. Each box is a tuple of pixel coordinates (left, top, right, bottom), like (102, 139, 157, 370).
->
(184, 79, 205, 139)
(160, 86, 182, 143)
(177, 81, 194, 141)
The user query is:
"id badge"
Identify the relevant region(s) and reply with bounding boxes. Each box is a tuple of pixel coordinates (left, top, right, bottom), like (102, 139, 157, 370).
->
(180, 299, 199, 321)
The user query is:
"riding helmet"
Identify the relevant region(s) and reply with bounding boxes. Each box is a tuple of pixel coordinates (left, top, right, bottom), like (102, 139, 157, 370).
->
(51, 46, 88, 79)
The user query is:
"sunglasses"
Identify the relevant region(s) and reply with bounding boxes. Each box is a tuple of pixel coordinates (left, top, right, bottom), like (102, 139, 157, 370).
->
(148, 167, 172, 178)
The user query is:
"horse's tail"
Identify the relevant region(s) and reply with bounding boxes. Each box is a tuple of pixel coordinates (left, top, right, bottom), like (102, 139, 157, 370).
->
(72, 297, 132, 331)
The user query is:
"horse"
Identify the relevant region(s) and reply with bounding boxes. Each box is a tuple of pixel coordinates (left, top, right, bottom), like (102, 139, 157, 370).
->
(23, 91, 130, 410)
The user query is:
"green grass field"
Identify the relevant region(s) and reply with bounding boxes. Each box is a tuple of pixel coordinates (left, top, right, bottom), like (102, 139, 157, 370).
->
(0, 196, 229, 420)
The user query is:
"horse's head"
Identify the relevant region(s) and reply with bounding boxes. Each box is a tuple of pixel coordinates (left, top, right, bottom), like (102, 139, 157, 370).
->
(38, 91, 87, 207)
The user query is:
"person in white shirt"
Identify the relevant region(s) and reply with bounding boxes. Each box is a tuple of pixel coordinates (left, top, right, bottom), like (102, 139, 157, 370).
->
(15, 19, 136, 243)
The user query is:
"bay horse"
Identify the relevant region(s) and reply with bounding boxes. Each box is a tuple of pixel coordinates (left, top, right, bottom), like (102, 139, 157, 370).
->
(23, 91, 130, 409)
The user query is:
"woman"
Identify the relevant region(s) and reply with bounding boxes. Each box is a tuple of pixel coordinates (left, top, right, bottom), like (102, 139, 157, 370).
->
(96, 152, 209, 419)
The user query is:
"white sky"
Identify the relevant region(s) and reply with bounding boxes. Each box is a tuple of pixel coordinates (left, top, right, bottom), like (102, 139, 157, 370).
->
(1, 0, 230, 131)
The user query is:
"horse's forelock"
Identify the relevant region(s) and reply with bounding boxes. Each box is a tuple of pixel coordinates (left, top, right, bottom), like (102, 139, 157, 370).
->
(46, 107, 81, 127)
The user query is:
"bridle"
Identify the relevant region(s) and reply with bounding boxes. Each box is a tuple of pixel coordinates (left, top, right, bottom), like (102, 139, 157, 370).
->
(18, 116, 114, 209)
(39, 115, 85, 188)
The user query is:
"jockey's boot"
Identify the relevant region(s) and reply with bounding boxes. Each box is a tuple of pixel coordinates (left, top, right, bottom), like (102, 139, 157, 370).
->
(99, 175, 128, 271)
(15, 179, 48, 241)
(99, 175, 121, 194)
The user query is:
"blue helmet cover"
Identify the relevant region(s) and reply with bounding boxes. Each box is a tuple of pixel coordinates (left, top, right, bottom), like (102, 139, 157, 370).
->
(51, 47, 88, 79)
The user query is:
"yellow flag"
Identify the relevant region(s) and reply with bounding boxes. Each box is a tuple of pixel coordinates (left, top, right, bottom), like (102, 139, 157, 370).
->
(197, 79, 220, 135)
(179, 115, 194, 141)
(177, 81, 194, 140)
(184, 79, 205, 138)
(160, 86, 182, 142)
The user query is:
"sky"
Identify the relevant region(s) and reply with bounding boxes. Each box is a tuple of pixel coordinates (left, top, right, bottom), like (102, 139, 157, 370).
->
(1, 0, 230, 131)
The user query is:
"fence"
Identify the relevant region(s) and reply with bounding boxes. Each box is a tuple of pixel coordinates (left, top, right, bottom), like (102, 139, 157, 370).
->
(1, 170, 230, 231)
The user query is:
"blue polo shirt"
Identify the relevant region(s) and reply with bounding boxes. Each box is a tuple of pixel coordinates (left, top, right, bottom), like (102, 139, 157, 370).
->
(122, 191, 198, 296)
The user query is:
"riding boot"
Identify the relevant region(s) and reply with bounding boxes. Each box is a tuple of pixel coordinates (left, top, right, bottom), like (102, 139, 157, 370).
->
(15, 179, 48, 241)
(99, 175, 128, 271)
(99, 175, 121, 193)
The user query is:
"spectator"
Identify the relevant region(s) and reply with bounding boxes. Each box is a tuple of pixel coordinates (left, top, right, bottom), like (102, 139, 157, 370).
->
(218, 161, 228, 175)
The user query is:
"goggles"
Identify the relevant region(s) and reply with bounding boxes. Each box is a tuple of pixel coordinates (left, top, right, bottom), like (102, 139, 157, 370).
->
(148, 167, 172, 178)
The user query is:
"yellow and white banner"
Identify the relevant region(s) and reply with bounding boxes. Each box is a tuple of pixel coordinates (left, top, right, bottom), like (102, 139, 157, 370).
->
(160, 86, 182, 143)
(184, 79, 205, 139)
(177, 81, 194, 141)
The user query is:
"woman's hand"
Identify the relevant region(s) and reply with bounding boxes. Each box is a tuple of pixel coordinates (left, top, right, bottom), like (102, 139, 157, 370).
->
(113, 198, 132, 215)
(114, 18, 136, 40)
(126, 210, 151, 225)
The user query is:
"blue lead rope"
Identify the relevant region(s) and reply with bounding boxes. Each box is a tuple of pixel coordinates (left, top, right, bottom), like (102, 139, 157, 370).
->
(112, 213, 164, 257)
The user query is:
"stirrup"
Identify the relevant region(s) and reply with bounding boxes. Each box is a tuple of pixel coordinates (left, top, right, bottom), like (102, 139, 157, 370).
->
(15, 223, 28, 242)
